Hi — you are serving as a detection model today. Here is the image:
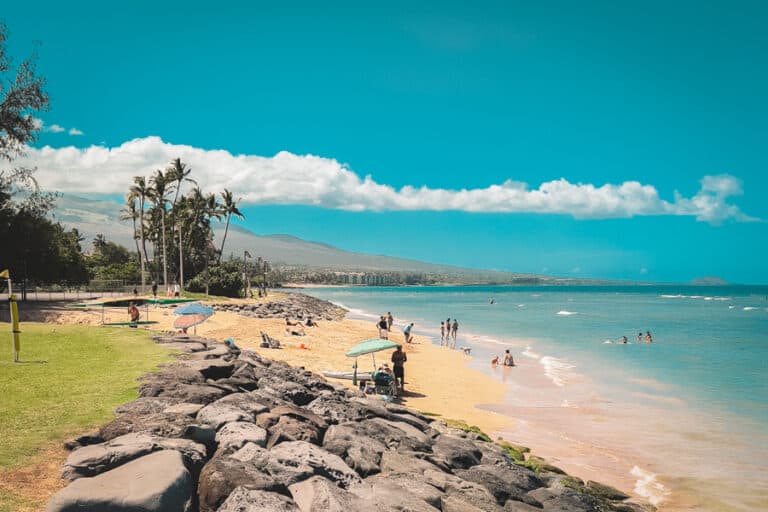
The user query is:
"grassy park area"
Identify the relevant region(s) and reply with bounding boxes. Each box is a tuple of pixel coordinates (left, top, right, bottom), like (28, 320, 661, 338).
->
(0, 323, 173, 511)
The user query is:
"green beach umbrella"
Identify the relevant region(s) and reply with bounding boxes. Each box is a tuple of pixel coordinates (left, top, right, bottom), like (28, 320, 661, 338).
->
(346, 339, 399, 386)
(345, 339, 399, 358)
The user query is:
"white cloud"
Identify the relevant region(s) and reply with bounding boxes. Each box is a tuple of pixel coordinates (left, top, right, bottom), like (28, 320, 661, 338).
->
(35, 118, 84, 136)
(14, 136, 758, 224)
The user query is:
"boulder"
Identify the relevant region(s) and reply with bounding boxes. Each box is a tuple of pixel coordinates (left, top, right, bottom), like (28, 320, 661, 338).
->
(215, 422, 268, 453)
(47, 450, 192, 512)
(585, 480, 631, 501)
(424, 469, 502, 512)
(186, 359, 235, 380)
(197, 455, 286, 512)
(362, 473, 443, 509)
(432, 434, 483, 469)
(139, 382, 229, 404)
(163, 403, 205, 416)
(349, 478, 439, 511)
(455, 464, 543, 505)
(267, 441, 362, 489)
(258, 377, 317, 406)
(217, 487, 300, 512)
(288, 476, 365, 512)
(63, 431, 103, 451)
(188, 345, 232, 359)
(61, 433, 206, 481)
(196, 403, 253, 430)
(115, 397, 178, 416)
(378, 449, 444, 475)
(322, 423, 388, 476)
(265, 414, 323, 449)
(99, 412, 199, 441)
(528, 486, 603, 512)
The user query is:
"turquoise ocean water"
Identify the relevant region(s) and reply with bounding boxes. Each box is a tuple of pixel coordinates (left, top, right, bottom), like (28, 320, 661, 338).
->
(302, 285, 768, 510)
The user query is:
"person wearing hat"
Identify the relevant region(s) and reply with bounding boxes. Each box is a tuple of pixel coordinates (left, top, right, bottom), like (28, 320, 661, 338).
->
(391, 345, 407, 391)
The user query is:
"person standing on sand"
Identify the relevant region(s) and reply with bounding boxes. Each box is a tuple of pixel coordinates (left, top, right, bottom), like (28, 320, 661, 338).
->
(391, 345, 407, 391)
(377, 316, 388, 339)
(439, 321, 445, 346)
(128, 302, 140, 327)
(387, 312, 394, 331)
(451, 319, 459, 347)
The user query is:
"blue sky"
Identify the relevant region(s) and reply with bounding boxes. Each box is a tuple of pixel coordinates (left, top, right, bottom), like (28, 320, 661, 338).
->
(4, 1, 767, 283)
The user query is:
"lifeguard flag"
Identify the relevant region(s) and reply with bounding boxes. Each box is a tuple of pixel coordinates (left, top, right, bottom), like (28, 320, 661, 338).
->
(0, 270, 8, 278)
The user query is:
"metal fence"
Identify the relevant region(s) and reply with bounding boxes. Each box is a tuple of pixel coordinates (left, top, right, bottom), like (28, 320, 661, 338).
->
(0, 281, 132, 302)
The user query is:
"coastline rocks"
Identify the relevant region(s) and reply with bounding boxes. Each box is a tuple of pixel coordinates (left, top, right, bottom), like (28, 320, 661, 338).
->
(47, 450, 193, 512)
(212, 293, 346, 321)
(60, 432, 206, 481)
(49, 333, 648, 512)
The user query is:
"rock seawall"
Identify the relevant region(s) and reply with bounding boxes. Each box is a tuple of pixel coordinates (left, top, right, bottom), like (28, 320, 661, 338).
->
(47, 334, 653, 512)
(212, 293, 346, 321)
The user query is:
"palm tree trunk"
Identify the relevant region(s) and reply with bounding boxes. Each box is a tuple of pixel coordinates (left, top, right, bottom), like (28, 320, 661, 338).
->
(218, 214, 231, 264)
(178, 226, 184, 291)
(131, 215, 142, 285)
(161, 210, 168, 286)
(138, 197, 149, 292)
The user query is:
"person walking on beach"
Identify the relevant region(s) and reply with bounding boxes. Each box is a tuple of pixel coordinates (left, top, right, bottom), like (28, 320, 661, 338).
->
(391, 345, 407, 391)
(387, 312, 394, 331)
(451, 319, 459, 348)
(439, 321, 445, 346)
(403, 322, 414, 344)
(377, 316, 389, 339)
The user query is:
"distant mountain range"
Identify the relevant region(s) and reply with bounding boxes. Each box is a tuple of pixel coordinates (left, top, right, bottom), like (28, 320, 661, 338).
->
(55, 194, 560, 283)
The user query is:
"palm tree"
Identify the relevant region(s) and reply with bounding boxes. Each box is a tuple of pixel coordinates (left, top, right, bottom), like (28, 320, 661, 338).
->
(129, 176, 152, 292)
(150, 169, 173, 287)
(217, 189, 244, 263)
(166, 158, 196, 212)
(119, 195, 142, 281)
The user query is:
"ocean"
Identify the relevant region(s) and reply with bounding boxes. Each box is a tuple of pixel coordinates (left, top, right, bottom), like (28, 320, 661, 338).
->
(301, 285, 768, 511)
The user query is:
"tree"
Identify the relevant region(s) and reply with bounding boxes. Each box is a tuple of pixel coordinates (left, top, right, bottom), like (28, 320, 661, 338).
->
(129, 176, 152, 291)
(119, 194, 142, 276)
(217, 189, 244, 264)
(150, 168, 173, 286)
(0, 23, 49, 162)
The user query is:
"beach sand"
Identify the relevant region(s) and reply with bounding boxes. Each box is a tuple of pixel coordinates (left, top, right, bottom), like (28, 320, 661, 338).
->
(50, 298, 664, 507)
(60, 300, 511, 434)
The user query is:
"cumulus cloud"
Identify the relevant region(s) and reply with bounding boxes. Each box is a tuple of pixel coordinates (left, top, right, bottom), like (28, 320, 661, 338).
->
(45, 124, 66, 133)
(68, 128, 84, 136)
(14, 136, 757, 224)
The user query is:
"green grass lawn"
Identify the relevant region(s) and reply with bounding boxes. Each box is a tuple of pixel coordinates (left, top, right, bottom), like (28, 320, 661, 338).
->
(0, 323, 174, 468)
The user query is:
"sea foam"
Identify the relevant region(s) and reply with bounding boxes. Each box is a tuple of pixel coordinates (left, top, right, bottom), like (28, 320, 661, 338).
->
(557, 310, 578, 316)
(630, 466, 670, 506)
(540, 356, 576, 387)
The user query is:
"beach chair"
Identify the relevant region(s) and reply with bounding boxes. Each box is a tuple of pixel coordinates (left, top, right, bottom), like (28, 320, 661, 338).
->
(371, 370, 398, 398)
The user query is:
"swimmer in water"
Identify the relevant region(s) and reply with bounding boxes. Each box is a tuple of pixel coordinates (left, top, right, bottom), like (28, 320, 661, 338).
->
(645, 331, 653, 343)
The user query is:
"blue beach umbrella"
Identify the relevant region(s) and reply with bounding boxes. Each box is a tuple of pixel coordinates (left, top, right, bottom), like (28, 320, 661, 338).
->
(174, 302, 214, 317)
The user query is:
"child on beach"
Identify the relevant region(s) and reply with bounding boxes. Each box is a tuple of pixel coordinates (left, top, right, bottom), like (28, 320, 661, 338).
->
(440, 322, 445, 346)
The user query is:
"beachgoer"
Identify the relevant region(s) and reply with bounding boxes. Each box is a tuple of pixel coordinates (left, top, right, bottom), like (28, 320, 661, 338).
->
(645, 331, 653, 343)
(387, 312, 394, 331)
(403, 322, 414, 344)
(305, 316, 317, 327)
(128, 302, 140, 326)
(451, 319, 459, 346)
(489, 298, 495, 304)
(391, 345, 407, 391)
(491, 355, 499, 365)
(377, 316, 389, 339)
(378, 363, 394, 377)
(173, 283, 180, 297)
(151, 281, 158, 298)
(637, 332, 643, 343)
(132, 286, 138, 297)
(286, 325, 305, 336)
(620, 336, 628, 344)
(439, 322, 445, 346)
(503, 349, 515, 367)
(285, 317, 300, 326)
